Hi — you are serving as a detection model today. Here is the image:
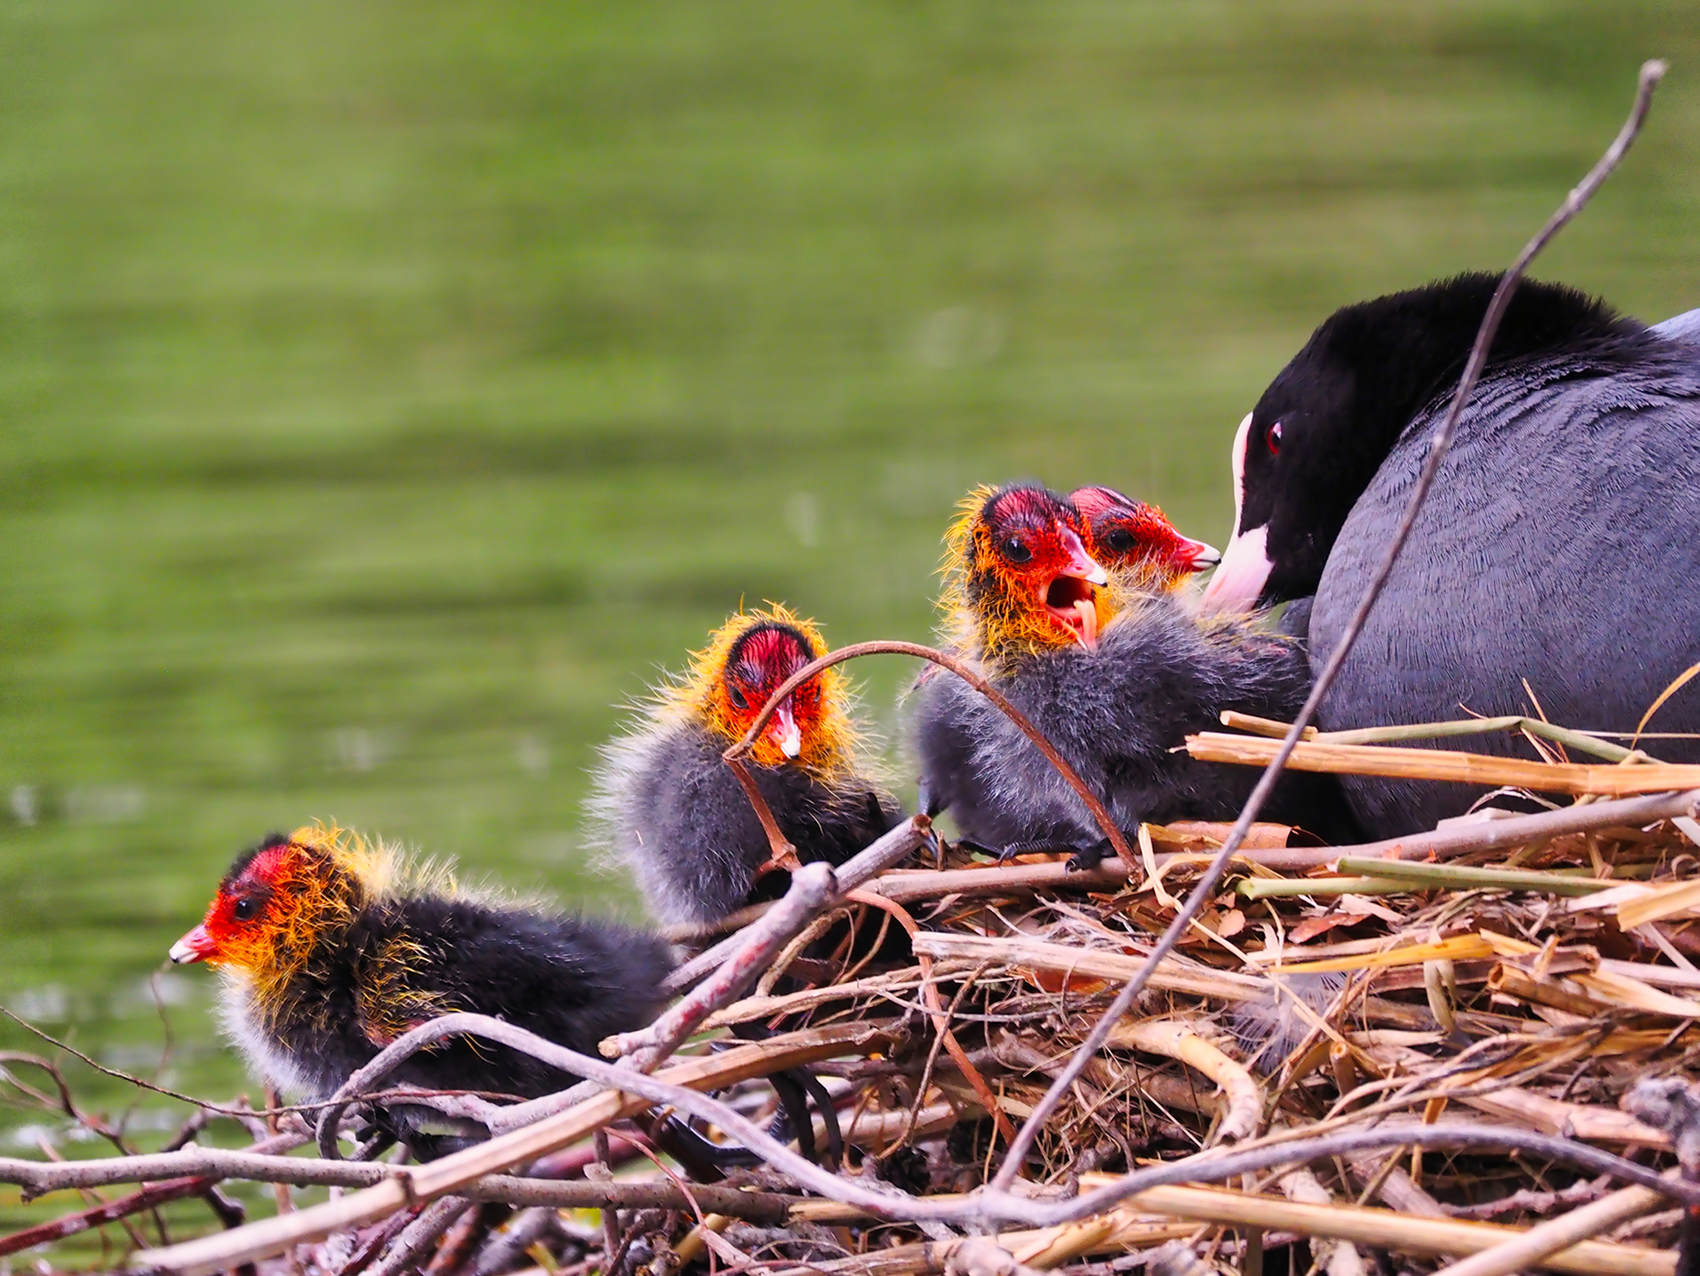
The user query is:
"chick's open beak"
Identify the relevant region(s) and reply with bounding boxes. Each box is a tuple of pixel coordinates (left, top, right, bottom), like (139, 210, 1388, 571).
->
(169, 923, 214, 965)
(1044, 528, 1108, 650)
(768, 697, 803, 759)
(1058, 528, 1110, 587)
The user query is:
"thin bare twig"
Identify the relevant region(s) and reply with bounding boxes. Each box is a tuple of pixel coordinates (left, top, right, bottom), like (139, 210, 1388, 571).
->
(612, 862, 838, 1068)
(666, 815, 933, 993)
(987, 58, 1668, 1192)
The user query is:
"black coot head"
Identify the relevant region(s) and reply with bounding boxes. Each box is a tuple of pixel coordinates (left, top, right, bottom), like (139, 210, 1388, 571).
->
(1201, 273, 1633, 612)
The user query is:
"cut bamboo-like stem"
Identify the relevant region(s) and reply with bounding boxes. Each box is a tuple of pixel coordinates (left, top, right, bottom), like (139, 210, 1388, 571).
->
(1217, 710, 1640, 762)
(1333, 858, 1616, 896)
(1185, 733, 1700, 797)
(1117, 1182, 1673, 1276)
(1486, 964, 1611, 1017)
(1238, 876, 1407, 899)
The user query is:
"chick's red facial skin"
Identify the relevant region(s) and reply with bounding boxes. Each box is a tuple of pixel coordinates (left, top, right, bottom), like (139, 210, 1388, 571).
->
(965, 483, 1109, 653)
(716, 621, 825, 766)
(169, 836, 337, 972)
(1069, 485, 1220, 582)
(169, 836, 291, 966)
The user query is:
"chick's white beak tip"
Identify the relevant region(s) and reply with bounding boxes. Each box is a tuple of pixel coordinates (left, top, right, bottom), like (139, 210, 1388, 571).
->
(169, 938, 201, 965)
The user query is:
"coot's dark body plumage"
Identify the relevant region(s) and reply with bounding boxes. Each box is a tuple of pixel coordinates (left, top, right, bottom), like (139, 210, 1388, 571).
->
(1204, 275, 1700, 835)
(600, 716, 899, 926)
(916, 594, 1360, 848)
(1314, 339, 1700, 833)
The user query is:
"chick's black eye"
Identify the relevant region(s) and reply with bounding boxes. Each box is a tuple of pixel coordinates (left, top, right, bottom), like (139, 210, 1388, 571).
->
(1266, 421, 1283, 455)
(1103, 528, 1134, 553)
(232, 897, 260, 922)
(728, 687, 749, 711)
(1000, 536, 1032, 564)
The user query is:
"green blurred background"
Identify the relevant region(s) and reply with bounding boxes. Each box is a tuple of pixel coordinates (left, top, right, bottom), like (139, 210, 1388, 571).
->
(2, 0, 1698, 1247)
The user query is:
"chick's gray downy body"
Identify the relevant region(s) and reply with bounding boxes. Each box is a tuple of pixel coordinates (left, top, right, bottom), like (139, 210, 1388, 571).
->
(915, 594, 1357, 848)
(594, 719, 899, 927)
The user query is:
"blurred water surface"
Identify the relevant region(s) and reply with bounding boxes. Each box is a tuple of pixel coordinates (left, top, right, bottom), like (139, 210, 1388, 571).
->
(2, 0, 1699, 1230)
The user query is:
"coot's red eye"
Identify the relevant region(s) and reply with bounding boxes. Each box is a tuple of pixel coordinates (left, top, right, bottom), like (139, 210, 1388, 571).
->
(1266, 421, 1283, 455)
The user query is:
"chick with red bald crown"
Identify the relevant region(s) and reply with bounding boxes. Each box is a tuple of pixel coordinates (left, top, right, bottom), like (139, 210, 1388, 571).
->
(1068, 485, 1219, 590)
(590, 604, 899, 927)
(912, 483, 1358, 867)
(169, 825, 673, 1141)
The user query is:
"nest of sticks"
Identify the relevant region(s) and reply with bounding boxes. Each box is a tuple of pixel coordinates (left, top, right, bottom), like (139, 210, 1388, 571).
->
(7, 708, 1700, 1276)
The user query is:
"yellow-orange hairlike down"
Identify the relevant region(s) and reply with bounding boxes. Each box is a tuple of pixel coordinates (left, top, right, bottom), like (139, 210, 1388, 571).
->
(663, 602, 862, 771)
(939, 484, 1115, 663)
(178, 824, 453, 1038)
(719, 639, 1134, 871)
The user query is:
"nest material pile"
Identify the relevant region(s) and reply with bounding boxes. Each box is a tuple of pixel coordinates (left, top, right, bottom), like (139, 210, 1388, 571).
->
(7, 719, 1700, 1276)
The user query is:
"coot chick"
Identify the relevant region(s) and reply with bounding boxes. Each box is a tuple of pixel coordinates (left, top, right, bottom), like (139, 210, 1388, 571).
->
(1069, 485, 1220, 590)
(170, 825, 673, 1135)
(914, 483, 1357, 865)
(1201, 273, 1700, 834)
(591, 605, 900, 927)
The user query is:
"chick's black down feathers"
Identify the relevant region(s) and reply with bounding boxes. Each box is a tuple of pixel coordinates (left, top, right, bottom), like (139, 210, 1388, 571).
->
(595, 719, 900, 927)
(915, 595, 1359, 848)
(238, 897, 675, 1104)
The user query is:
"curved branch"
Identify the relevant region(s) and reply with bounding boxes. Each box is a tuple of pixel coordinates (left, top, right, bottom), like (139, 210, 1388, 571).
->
(723, 639, 1133, 868)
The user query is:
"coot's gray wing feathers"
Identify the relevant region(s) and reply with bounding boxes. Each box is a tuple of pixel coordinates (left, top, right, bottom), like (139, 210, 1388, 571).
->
(1312, 343, 1700, 834)
(1652, 307, 1700, 347)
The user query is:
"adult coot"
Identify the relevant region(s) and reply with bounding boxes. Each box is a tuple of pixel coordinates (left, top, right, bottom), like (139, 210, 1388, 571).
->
(1201, 274, 1700, 836)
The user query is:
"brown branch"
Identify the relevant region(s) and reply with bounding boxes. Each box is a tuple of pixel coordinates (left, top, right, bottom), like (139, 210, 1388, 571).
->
(133, 1029, 1700, 1276)
(843, 888, 1016, 1145)
(0, 1131, 300, 1259)
(986, 58, 1669, 1193)
(366, 1198, 472, 1276)
(665, 814, 932, 993)
(606, 861, 839, 1069)
(722, 640, 1133, 869)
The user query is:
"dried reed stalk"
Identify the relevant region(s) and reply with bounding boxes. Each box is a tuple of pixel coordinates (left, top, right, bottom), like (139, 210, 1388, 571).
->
(1186, 733, 1700, 798)
(1106, 1020, 1262, 1142)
